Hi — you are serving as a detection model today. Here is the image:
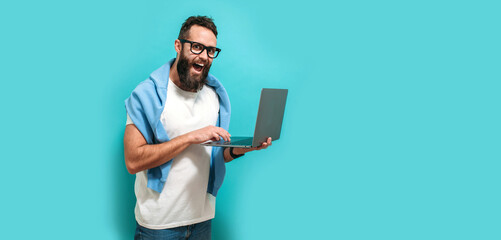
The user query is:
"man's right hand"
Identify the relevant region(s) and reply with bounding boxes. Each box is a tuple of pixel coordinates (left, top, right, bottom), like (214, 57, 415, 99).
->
(187, 125, 231, 144)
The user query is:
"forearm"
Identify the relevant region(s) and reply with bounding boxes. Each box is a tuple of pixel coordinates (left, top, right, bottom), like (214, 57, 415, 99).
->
(125, 133, 193, 174)
(125, 124, 231, 174)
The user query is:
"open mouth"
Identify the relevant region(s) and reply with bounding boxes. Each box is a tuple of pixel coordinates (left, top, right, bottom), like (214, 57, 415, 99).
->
(192, 62, 204, 73)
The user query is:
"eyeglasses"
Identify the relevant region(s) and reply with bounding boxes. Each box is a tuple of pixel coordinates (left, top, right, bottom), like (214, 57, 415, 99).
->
(178, 39, 221, 59)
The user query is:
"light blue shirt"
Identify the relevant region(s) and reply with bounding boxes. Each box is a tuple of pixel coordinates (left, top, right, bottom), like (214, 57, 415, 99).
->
(125, 59, 231, 196)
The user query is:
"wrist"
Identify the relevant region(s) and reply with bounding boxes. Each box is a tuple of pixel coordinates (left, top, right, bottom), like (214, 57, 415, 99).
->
(232, 147, 247, 155)
(181, 132, 196, 145)
(229, 147, 245, 159)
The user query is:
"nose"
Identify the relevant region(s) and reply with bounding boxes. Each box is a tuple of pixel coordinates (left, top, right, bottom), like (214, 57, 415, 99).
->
(198, 48, 209, 61)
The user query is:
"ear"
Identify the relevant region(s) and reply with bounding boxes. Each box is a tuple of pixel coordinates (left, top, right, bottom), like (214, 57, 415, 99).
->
(174, 39, 181, 54)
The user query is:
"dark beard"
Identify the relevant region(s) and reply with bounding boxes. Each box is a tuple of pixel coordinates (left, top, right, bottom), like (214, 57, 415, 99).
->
(177, 49, 210, 92)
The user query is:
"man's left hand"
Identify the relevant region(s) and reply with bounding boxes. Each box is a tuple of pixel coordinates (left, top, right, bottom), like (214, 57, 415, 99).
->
(224, 137, 272, 162)
(233, 137, 272, 155)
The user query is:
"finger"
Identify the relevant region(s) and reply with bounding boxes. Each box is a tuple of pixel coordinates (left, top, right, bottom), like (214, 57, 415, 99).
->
(256, 142, 267, 150)
(218, 131, 230, 142)
(212, 132, 220, 141)
(260, 139, 272, 150)
(215, 127, 230, 142)
(223, 131, 231, 142)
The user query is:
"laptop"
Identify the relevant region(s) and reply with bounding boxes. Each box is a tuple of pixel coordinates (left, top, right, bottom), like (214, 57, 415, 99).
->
(201, 88, 288, 148)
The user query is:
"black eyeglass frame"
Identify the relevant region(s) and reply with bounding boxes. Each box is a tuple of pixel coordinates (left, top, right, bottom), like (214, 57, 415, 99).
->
(178, 39, 221, 59)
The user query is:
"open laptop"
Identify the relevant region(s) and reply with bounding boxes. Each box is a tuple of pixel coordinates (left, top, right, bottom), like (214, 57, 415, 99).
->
(201, 88, 288, 148)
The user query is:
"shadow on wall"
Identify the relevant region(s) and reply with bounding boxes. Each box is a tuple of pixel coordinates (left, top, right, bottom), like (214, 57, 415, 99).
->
(108, 65, 141, 238)
(111, 129, 136, 239)
(212, 215, 233, 240)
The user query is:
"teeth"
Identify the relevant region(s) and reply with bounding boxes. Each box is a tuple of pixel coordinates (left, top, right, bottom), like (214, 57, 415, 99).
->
(195, 63, 204, 67)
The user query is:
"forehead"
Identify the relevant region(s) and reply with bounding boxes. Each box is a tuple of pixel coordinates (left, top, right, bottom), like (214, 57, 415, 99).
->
(187, 25, 217, 47)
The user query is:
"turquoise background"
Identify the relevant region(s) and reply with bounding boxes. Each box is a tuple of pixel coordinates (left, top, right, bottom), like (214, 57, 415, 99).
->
(0, 0, 499, 239)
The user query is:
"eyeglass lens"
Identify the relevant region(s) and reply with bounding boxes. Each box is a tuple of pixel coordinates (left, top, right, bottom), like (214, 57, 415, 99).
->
(191, 42, 218, 58)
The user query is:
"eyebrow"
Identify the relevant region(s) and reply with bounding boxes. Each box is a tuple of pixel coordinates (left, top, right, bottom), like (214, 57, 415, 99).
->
(192, 40, 217, 48)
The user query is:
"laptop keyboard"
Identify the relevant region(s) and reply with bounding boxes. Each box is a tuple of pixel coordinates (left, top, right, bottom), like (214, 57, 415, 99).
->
(215, 138, 252, 146)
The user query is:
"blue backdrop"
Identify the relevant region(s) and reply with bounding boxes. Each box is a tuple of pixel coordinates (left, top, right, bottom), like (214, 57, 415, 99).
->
(1, 0, 499, 239)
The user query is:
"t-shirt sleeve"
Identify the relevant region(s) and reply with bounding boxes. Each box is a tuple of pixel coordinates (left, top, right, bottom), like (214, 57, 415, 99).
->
(126, 112, 134, 125)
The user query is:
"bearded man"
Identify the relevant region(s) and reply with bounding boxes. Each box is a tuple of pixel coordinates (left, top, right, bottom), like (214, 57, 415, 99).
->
(124, 16, 272, 240)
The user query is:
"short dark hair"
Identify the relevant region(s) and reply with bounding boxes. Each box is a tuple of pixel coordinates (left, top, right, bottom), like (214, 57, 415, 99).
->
(178, 16, 218, 40)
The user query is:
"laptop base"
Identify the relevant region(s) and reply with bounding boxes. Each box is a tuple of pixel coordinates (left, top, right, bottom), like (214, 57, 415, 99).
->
(201, 137, 253, 148)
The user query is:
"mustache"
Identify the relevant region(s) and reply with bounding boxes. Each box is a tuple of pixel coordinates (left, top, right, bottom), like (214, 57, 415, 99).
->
(194, 59, 209, 65)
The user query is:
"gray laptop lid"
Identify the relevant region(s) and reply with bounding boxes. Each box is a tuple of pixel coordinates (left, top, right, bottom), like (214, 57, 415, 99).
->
(251, 88, 288, 147)
(201, 88, 288, 148)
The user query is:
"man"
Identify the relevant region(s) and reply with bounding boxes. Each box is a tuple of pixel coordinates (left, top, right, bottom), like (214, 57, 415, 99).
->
(124, 16, 272, 239)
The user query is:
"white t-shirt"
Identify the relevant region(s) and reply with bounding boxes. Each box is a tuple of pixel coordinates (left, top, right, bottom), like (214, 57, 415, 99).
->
(126, 78, 220, 229)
